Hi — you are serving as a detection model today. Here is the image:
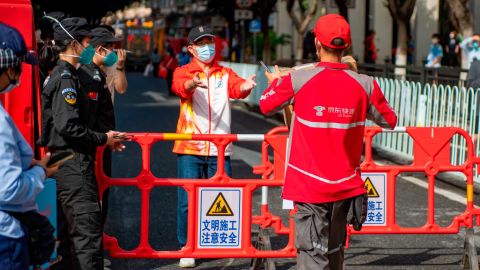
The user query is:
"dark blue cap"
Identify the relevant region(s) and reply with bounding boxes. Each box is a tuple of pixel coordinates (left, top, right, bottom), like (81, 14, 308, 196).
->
(0, 23, 37, 68)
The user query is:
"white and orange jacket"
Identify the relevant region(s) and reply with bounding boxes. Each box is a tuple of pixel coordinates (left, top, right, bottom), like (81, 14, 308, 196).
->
(172, 60, 250, 156)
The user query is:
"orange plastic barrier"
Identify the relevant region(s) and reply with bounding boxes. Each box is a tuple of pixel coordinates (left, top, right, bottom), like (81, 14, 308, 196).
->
(96, 127, 480, 260)
(95, 129, 296, 259)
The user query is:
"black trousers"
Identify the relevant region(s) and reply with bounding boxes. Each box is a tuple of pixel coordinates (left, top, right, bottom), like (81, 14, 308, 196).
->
(52, 152, 103, 270)
(294, 199, 352, 270)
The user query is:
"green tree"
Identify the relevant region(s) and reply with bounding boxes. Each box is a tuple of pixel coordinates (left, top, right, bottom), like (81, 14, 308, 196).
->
(286, 0, 320, 63)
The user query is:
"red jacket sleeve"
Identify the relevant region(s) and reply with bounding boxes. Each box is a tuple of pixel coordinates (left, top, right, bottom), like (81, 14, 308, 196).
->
(367, 80, 397, 129)
(172, 66, 194, 99)
(226, 68, 249, 99)
(259, 75, 295, 116)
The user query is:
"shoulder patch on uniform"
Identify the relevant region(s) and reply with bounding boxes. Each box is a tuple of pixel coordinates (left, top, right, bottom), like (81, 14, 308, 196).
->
(61, 70, 72, 79)
(93, 69, 101, 81)
(43, 76, 51, 88)
(62, 88, 77, 105)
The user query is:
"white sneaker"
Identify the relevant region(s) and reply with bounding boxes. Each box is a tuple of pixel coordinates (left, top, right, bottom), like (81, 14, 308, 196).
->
(179, 258, 196, 268)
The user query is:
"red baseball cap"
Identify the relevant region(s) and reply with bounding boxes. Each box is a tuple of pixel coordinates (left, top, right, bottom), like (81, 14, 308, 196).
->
(313, 14, 351, 49)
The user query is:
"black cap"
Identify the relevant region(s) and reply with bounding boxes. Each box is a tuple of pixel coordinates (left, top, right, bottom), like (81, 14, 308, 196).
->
(40, 11, 65, 39)
(187, 26, 215, 44)
(89, 27, 122, 47)
(0, 23, 38, 67)
(53, 17, 92, 41)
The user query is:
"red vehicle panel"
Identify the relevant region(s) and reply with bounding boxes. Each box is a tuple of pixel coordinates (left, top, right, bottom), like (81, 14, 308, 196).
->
(0, 0, 39, 149)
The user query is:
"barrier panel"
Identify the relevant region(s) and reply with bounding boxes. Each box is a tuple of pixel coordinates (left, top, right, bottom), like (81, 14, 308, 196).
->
(96, 127, 480, 268)
(96, 128, 296, 259)
(249, 126, 480, 269)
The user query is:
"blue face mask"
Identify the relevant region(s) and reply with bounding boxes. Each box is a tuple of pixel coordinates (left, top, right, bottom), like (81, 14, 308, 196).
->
(100, 47, 118, 67)
(196, 44, 215, 63)
(78, 45, 95, 65)
(473, 42, 479, 50)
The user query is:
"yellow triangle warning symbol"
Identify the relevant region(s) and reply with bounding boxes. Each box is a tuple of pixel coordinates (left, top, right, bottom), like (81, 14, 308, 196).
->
(364, 177, 379, 198)
(207, 192, 233, 216)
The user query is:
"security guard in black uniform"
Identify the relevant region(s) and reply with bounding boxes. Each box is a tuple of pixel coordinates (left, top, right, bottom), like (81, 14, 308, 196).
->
(38, 17, 125, 270)
(77, 26, 120, 225)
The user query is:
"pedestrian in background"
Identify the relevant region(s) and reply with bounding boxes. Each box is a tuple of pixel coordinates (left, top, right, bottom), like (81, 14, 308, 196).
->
(172, 25, 256, 268)
(160, 47, 178, 96)
(0, 22, 58, 270)
(177, 46, 191, 67)
(150, 48, 161, 78)
(363, 30, 377, 64)
(38, 17, 126, 270)
(259, 14, 397, 269)
(460, 34, 480, 70)
(425, 33, 443, 68)
(445, 31, 460, 67)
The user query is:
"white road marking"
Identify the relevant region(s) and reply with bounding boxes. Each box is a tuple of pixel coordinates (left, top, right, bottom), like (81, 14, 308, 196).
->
(142, 91, 167, 102)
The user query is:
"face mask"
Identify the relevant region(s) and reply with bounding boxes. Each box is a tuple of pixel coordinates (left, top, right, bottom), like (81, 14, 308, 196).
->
(196, 44, 215, 63)
(78, 44, 95, 65)
(60, 43, 94, 65)
(99, 47, 118, 67)
(473, 42, 479, 50)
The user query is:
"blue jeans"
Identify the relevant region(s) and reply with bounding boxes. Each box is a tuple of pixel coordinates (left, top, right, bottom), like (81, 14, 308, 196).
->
(0, 233, 29, 270)
(177, 154, 232, 247)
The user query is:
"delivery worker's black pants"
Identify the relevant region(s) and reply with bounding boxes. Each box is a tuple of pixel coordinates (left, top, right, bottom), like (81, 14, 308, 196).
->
(294, 199, 352, 270)
(52, 152, 103, 270)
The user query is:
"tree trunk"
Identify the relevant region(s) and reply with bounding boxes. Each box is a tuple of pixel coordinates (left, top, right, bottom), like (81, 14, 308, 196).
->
(286, 0, 318, 64)
(335, 0, 349, 21)
(395, 18, 408, 78)
(296, 32, 304, 63)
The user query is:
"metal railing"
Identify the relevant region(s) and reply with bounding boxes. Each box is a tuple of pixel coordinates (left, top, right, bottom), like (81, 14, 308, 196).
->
(357, 63, 469, 87)
(370, 78, 480, 172)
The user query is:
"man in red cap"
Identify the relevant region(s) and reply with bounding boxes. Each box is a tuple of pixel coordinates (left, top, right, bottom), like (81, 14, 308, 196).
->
(260, 14, 397, 269)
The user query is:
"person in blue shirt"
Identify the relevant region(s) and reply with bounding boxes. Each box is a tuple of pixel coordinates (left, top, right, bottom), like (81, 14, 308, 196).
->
(425, 33, 443, 68)
(460, 34, 480, 70)
(177, 46, 191, 67)
(0, 23, 59, 269)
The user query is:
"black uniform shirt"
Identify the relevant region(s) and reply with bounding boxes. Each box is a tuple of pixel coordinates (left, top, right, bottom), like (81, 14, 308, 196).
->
(38, 60, 107, 153)
(78, 63, 115, 133)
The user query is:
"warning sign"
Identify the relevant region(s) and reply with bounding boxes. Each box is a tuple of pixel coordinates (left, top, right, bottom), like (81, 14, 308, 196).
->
(361, 173, 387, 226)
(198, 188, 242, 248)
(364, 177, 379, 197)
(207, 193, 233, 216)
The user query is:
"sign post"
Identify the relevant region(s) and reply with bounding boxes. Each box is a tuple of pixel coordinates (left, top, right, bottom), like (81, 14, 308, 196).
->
(249, 19, 261, 62)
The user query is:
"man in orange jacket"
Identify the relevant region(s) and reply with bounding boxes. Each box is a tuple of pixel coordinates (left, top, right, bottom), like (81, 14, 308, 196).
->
(172, 25, 256, 268)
